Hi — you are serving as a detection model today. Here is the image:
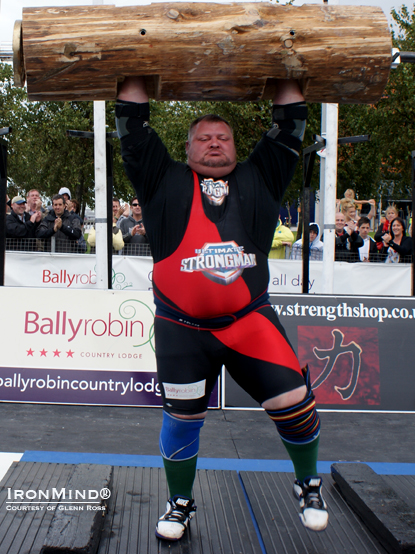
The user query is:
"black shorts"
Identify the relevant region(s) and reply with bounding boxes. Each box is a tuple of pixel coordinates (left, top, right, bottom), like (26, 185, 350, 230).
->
(155, 304, 304, 415)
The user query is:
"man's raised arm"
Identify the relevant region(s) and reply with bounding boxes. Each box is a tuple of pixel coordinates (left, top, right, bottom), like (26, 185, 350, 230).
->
(117, 76, 149, 103)
(272, 79, 304, 105)
(117, 76, 303, 105)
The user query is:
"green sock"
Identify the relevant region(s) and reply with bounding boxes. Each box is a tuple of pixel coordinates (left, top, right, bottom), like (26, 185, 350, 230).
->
(281, 436, 320, 482)
(162, 455, 198, 499)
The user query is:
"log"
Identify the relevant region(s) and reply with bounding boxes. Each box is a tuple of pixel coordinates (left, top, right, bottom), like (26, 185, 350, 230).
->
(14, 3, 392, 104)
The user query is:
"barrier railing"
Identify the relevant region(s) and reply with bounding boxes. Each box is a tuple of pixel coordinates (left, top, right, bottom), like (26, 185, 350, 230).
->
(286, 243, 412, 264)
(5, 238, 152, 257)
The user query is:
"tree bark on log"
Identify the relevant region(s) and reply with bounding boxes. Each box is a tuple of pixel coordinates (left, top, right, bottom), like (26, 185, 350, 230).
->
(14, 2, 392, 104)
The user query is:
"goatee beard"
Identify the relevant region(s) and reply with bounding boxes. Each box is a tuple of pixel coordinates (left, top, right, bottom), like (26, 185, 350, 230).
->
(199, 157, 232, 168)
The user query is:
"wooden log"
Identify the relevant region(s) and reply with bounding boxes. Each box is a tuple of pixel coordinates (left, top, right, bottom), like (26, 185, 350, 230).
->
(14, 3, 392, 104)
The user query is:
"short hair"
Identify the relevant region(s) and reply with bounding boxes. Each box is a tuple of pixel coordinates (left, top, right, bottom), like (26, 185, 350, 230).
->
(27, 189, 40, 196)
(113, 197, 120, 204)
(52, 194, 65, 204)
(188, 114, 233, 142)
(357, 216, 370, 227)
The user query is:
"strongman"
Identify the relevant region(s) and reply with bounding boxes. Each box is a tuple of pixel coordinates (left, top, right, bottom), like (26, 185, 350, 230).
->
(116, 77, 328, 540)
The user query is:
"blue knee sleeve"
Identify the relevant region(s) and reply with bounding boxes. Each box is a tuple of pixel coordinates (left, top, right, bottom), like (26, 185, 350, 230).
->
(159, 411, 205, 461)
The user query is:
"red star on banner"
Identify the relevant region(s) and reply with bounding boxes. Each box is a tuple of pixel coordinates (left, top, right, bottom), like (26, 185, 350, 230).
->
(40, 349, 47, 357)
(66, 350, 74, 358)
(53, 350, 61, 357)
(26, 349, 34, 356)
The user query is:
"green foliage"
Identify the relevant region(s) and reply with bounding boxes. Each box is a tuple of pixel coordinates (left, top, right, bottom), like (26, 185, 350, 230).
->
(335, 4, 415, 202)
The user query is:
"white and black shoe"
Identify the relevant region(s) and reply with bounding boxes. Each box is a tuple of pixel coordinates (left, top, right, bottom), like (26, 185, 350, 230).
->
(293, 476, 329, 532)
(155, 495, 196, 541)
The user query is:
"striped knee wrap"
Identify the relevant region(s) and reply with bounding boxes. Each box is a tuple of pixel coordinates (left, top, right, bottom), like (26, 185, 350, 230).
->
(266, 367, 320, 445)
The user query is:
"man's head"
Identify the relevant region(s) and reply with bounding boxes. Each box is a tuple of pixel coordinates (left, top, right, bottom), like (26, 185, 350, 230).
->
(357, 216, 371, 239)
(58, 187, 71, 202)
(186, 114, 237, 178)
(26, 189, 40, 208)
(113, 198, 121, 215)
(335, 212, 346, 233)
(52, 194, 66, 217)
(131, 197, 142, 220)
(309, 223, 319, 242)
(11, 196, 26, 215)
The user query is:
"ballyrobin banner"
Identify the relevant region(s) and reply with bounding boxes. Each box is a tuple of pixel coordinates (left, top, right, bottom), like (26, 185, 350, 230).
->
(0, 286, 219, 408)
(4, 252, 412, 296)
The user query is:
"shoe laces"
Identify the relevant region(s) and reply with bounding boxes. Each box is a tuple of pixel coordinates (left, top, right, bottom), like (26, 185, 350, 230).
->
(165, 507, 189, 523)
(164, 500, 194, 523)
(304, 489, 323, 509)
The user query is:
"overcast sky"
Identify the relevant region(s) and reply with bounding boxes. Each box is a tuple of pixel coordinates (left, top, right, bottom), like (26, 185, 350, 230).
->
(0, 0, 406, 46)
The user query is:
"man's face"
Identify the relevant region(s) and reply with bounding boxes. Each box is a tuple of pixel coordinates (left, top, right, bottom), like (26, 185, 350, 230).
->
(131, 200, 142, 218)
(309, 230, 317, 242)
(358, 223, 370, 239)
(12, 201, 26, 215)
(335, 214, 346, 232)
(53, 199, 65, 216)
(186, 121, 237, 178)
(113, 200, 120, 215)
(27, 190, 40, 206)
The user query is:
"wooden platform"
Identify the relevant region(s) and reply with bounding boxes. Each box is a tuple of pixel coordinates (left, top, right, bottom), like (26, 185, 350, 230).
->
(0, 461, 414, 554)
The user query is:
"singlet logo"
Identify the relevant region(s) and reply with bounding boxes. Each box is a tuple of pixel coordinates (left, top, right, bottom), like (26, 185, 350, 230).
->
(180, 241, 257, 286)
(200, 179, 229, 206)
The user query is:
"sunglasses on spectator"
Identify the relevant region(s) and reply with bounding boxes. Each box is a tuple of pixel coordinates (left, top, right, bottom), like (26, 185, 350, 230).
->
(131, 203, 140, 206)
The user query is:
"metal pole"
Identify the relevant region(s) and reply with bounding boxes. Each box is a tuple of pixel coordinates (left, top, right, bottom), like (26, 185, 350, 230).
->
(317, 104, 326, 234)
(411, 151, 415, 296)
(321, 103, 338, 294)
(0, 139, 7, 286)
(106, 140, 114, 289)
(302, 151, 315, 294)
(94, 101, 108, 289)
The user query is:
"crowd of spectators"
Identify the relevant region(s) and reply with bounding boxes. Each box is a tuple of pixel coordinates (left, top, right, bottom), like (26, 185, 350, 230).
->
(276, 189, 413, 264)
(4, 186, 413, 263)
(5, 189, 151, 256)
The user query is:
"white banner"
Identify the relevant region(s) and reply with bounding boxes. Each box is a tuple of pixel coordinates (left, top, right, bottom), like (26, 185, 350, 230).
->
(268, 260, 411, 296)
(5, 252, 411, 296)
(5, 253, 153, 291)
(0, 287, 159, 406)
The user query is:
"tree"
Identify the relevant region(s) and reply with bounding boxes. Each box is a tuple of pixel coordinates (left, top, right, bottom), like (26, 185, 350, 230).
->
(0, 64, 133, 213)
(334, 4, 415, 205)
